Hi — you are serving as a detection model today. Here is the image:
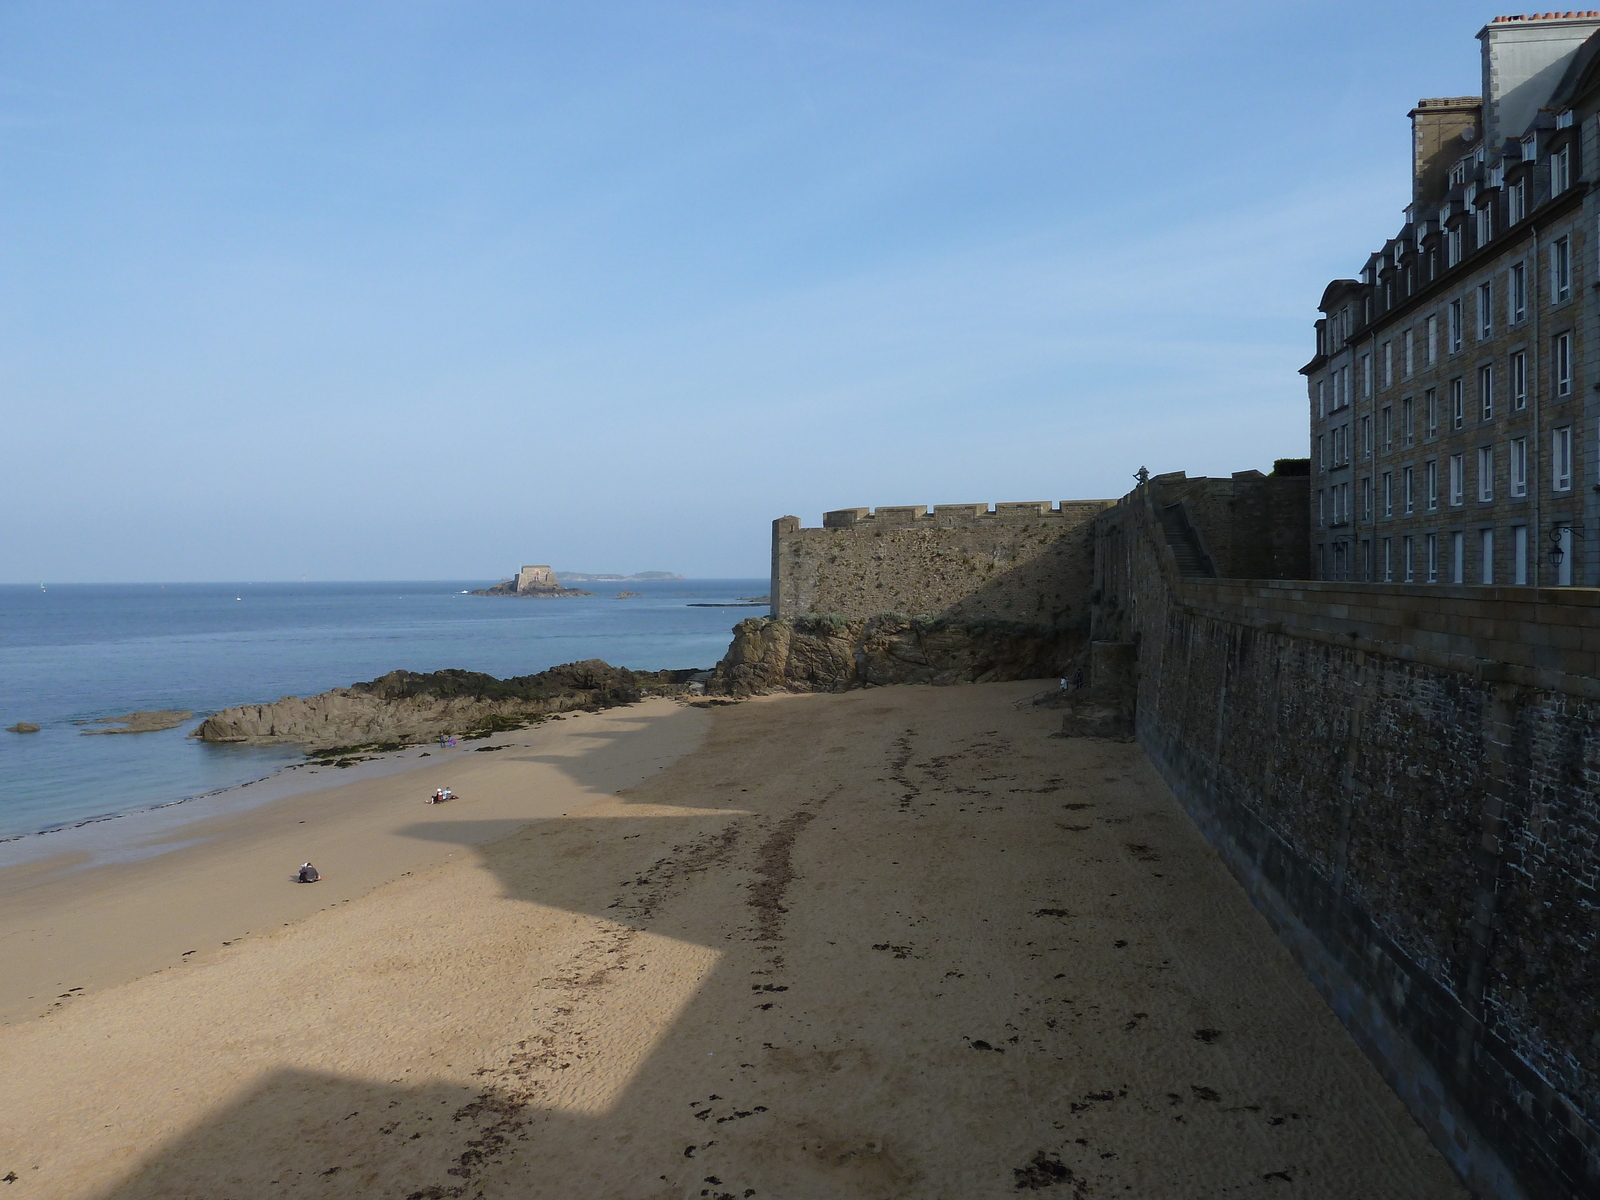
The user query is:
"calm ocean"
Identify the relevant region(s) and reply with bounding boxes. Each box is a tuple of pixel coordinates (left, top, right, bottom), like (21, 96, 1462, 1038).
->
(0, 579, 765, 841)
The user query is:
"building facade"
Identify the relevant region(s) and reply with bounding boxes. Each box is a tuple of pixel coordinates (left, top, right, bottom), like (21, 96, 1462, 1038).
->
(1305, 13, 1600, 587)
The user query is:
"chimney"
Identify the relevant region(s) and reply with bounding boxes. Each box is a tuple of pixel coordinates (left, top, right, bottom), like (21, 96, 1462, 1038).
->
(1479, 12, 1600, 149)
(1410, 97, 1482, 206)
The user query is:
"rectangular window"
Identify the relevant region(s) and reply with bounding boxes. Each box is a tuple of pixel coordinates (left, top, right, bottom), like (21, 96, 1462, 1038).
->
(1404, 535, 1415, 583)
(1554, 427, 1573, 491)
(1478, 364, 1493, 421)
(1511, 351, 1527, 410)
(1382, 537, 1393, 581)
(1360, 414, 1372, 460)
(1342, 366, 1351, 409)
(1426, 532, 1439, 583)
(1510, 437, 1528, 497)
(1477, 203, 1493, 248)
(1553, 236, 1572, 302)
(1552, 145, 1571, 195)
(1450, 378, 1464, 429)
(1480, 528, 1494, 585)
(1510, 262, 1526, 321)
(1513, 525, 1528, 585)
(1316, 380, 1326, 419)
(1318, 489, 1326, 528)
(1449, 299, 1463, 351)
(1554, 333, 1572, 396)
(1426, 459, 1438, 511)
(1382, 341, 1392, 387)
(1361, 476, 1373, 522)
(1425, 387, 1439, 438)
(1448, 225, 1462, 268)
(1402, 396, 1415, 446)
(1426, 314, 1438, 364)
(1317, 434, 1326, 472)
(1556, 527, 1574, 586)
(1449, 454, 1464, 505)
(1404, 329, 1415, 376)
(1361, 354, 1371, 399)
(1478, 281, 1492, 337)
(1452, 531, 1465, 584)
(1382, 471, 1393, 517)
(1381, 405, 1392, 452)
(1523, 134, 1538, 164)
(1477, 446, 1494, 502)
(1403, 465, 1415, 514)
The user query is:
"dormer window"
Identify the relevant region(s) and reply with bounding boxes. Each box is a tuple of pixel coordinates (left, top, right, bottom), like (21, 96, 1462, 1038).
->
(1509, 176, 1526, 223)
(1522, 134, 1538, 163)
(1556, 109, 1574, 130)
(1551, 144, 1571, 194)
(1449, 162, 1467, 187)
(1488, 164, 1503, 188)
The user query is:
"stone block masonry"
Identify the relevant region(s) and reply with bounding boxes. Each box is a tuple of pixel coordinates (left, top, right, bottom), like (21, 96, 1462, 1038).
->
(1094, 475, 1600, 1200)
(770, 500, 1112, 623)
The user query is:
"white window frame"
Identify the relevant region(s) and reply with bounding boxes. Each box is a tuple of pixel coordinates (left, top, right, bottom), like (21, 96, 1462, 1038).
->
(1552, 145, 1571, 194)
(1452, 530, 1465, 584)
(1511, 351, 1527, 410)
(1382, 470, 1393, 517)
(1426, 314, 1438, 364)
(1449, 299, 1463, 351)
(1426, 532, 1439, 583)
(1480, 528, 1494, 585)
(1449, 453, 1465, 506)
(1554, 333, 1573, 396)
(1553, 236, 1572, 302)
(1404, 465, 1415, 515)
(1382, 341, 1393, 388)
(1553, 427, 1573, 491)
(1426, 459, 1438, 511)
(1510, 437, 1528, 497)
(1510, 261, 1526, 321)
(1478, 281, 1493, 337)
(1478, 364, 1494, 421)
(1477, 446, 1494, 502)
(1404, 329, 1414, 376)
(1451, 378, 1464, 430)
(1404, 535, 1415, 583)
(1513, 525, 1528, 585)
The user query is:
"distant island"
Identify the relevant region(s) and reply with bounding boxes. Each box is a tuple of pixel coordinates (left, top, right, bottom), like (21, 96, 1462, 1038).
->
(469, 564, 592, 598)
(554, 570, 684, 582)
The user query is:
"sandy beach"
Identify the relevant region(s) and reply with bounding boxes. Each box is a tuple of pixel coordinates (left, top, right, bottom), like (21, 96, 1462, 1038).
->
(0, 682, 1464, 1199)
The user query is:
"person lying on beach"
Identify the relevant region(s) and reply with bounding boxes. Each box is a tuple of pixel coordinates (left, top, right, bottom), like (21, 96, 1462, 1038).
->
(297, 862, 320, 883)
(429, 788, 446, 804)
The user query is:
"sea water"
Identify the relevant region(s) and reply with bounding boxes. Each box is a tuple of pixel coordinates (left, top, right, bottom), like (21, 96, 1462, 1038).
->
(0, 579, 766, 842)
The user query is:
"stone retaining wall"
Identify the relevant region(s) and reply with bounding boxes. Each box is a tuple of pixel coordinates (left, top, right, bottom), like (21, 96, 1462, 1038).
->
(1092, 478, 1600, 1200)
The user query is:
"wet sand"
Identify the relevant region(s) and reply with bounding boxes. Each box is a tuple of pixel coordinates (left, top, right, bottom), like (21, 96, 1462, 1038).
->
(0, 683, 1464, 1198)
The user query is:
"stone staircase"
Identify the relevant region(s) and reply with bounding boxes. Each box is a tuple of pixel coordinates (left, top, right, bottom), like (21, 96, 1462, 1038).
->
(1159, 504, 1214, 577)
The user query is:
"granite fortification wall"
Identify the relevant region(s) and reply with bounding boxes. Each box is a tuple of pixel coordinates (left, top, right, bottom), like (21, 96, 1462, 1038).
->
(1093, 477, 1600, 1200)
(770, 500, 1112, 623)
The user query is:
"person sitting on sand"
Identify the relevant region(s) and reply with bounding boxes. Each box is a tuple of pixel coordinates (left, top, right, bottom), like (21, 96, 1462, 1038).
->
(297, 862, 320, 883)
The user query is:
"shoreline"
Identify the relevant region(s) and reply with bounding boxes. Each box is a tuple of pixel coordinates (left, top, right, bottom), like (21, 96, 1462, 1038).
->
(0, 697, 711, 1023)
(0, 682, 1463, 1198)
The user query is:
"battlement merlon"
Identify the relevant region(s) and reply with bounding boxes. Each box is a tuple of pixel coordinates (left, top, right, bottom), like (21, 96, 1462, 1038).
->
(810, 501, 1116, 530)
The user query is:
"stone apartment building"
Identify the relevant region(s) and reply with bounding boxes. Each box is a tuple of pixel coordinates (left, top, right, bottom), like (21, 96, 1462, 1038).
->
(1306, 12, 1600, 587)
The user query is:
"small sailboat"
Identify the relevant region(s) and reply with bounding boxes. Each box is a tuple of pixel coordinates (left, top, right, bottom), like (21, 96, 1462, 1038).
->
(39, 583, 46, 592)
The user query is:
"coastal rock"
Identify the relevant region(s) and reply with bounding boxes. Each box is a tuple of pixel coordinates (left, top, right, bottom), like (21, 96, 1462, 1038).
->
(468, 580, 594, 598)
(78, 710, 195, 735)
(710, 613, 1087, 696)
(6, 722, 40, 733)
(193, 660, 700, 746)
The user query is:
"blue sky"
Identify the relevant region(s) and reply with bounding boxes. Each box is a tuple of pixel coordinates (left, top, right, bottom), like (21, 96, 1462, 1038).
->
(3, 1, 1489, 581)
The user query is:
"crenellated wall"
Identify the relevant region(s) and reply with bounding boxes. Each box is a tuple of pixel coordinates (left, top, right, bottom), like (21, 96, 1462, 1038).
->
(770, 500, 1112, 623)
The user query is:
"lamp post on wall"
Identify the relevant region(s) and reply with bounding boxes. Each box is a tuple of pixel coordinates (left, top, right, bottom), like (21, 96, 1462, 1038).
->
(1548, 523, 1583, 586)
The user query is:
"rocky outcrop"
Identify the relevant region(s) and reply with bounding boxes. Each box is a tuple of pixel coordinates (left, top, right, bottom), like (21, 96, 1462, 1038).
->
(709, 614, 1088, 697)
(78, 710, 194, 735)
(6, 722, 40, 733)
(469, 580, 593, 597)
(194, 660, 699, 746)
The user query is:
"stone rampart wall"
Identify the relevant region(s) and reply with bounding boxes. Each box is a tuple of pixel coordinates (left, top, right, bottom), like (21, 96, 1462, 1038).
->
(1093, 479, 1600, 1200)
(770, 501, 1111, 623)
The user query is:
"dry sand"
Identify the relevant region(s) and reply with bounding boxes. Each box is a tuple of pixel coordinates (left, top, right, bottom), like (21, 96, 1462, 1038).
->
(0, 683, 1465, 1199)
